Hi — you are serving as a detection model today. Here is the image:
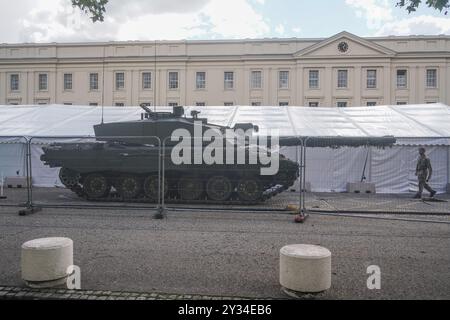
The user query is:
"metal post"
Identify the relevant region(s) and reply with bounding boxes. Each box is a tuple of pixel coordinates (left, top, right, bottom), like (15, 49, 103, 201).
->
(298, 140, 303, 211)
(301, 138, 307, 214)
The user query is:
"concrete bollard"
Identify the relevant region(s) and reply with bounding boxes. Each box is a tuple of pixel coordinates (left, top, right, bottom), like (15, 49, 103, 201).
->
(21, 237, 73, 288)
(280, 244, 331, 295)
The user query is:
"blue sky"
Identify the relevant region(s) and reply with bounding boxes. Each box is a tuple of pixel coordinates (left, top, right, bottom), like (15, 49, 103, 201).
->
(0, 0, 448, 43)
(254, 0, 449, 38)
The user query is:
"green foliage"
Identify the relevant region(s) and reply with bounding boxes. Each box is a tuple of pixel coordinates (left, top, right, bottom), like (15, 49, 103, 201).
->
(71, 0, 109, 22)
(397, 0, 449, 14)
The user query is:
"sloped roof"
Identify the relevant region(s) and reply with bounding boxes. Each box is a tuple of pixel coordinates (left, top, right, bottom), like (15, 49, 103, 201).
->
(0, 103, 448, 145)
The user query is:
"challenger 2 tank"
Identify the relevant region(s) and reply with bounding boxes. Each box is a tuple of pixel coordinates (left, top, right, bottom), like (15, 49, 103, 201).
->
(40, 105, 299, 204)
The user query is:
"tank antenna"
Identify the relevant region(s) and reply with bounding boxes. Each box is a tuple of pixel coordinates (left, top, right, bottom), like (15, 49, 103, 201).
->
(101, 46, 106, 124)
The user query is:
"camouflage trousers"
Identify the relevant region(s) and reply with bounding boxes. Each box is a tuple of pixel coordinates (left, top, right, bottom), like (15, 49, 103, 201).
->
(417, 175, 434, 196)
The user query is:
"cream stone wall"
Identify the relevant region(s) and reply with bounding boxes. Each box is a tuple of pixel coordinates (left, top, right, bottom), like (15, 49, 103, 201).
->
(0, 32, 449, 107)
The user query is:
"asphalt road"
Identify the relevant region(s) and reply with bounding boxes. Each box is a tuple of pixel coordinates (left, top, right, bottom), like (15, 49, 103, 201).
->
(0, 206, 449, 299)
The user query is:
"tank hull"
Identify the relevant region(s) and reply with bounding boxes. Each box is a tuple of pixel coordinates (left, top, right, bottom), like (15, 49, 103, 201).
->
(41, 141, 299, 204)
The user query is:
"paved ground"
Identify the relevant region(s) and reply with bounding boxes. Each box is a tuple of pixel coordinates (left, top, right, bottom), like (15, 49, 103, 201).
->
(1, 187, 450, 214)
(0, 204, 449, 300)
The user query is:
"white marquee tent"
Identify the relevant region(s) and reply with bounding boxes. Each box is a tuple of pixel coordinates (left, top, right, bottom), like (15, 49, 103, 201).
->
(0, 103, 449, 194)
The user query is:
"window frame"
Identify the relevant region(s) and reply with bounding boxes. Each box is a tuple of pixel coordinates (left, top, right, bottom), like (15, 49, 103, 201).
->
(337, 70, 348, 89)
(142, 72, 152, 90)
(10, 73, 19, 91)
(250, 70, 262, 90)
(426, 68, 437, 88)
(89, 73, 99, 91)
(308, 70, 319, 89)
(366, 69, 377, 89)
(38, 73, 48, 91)
(279, 70, 289, 89)
(196, 72, 206, 90)
(115, 72, 125, 91)
(396, 69, 408, 89)
(224, 72, 234, 90)
(168, 71, 179, 90)
(337, 101, 348, 108)
(63, 73, 73, 91)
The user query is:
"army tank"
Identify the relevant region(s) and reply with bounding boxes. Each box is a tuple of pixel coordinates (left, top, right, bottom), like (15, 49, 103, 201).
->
(40, 105, 299, 204)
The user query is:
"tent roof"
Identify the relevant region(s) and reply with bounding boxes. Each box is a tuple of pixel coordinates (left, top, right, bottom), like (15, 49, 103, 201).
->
(0, 103, 449, 145)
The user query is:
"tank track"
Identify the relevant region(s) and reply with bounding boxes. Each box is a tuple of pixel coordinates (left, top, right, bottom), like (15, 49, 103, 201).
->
(69, 184, 288, 206)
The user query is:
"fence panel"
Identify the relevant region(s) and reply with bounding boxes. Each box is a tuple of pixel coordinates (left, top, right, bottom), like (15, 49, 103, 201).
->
(303, 137, 450, 214)
(0, 136, 30, 208)
(27, 135, 161, 212)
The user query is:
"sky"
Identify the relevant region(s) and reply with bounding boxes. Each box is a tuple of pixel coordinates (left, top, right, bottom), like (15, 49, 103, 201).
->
(0, 0, 449, 43)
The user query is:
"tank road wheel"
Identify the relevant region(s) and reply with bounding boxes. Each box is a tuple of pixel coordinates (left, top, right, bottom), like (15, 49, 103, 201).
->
(143, 175, 168, 201)
(237, 177, 263, 202)
(206, 176, 233, 201)
(59, 168, 80, 188)
(178, 176, 204, 201)
(83, 174, 111, 199)
(117, 176, 142, 199)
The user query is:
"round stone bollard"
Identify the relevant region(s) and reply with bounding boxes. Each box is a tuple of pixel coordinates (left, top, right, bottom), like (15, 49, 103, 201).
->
(280, 244, 331, 296)
(21, 237, 73, 288)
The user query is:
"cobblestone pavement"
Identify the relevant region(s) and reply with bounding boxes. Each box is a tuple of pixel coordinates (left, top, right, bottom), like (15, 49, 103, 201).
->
(2, 187, 449, 214)
(0, 286, 260, 300)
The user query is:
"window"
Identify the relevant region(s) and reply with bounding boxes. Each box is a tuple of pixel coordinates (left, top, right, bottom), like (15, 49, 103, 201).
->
(337, 70, 348, 88)
(63, 102, 72, 105)
(196, 102, 206, 106)
(10, 74, 19, 91)
(168, 102, 178, 107)
(89, 102, 98, 106)
(251, 71, 262, 89)
(309, 70, 319, 89)
(337, 101, 347, 108)
(367, 70, 377, 89)
(279, 71, 289, 89)
(397, 70, 407, 88)
(224, 102, 234, 106)
(89, 73, 99, 91)
(426, 69, 437, 88)
(426, 101, 437, 104)
(251, 102, 262, 106)
(309, 102, 319, 107)
(142, 72, 152, 89)
(279, 102, 289, 107)
(39, 74, 48, 91)
(115, 72, 125, 90)
(115, 102, 125, 107)
(224, 72, 234, 90)
(168, 72, 179, 90)
(64, 73, 73, 90)
(367, 101, 377, 106)
(141, 102, 152, 107)
(396, 101, 407, 105)
(196, 72, 206, 89)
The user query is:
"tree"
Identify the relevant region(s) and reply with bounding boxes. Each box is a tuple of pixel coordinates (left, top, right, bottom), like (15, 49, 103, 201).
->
(71, 0, 109, 22)
(397, 0, 449, 14)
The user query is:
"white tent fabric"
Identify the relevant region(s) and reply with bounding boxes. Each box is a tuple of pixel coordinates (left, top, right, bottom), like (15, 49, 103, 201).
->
(0, 103, 449, 193)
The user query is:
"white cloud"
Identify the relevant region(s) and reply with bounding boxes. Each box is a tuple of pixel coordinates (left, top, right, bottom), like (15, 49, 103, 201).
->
(376, 15, 450, 36)
(3, 0, 271, 42)
(292, 27, 301, 33)
(345, 0, 393, 29)
(275, 24, 285, 35)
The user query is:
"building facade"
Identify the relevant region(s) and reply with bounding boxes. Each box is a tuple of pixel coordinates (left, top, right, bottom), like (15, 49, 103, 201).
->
(0, 31, 449, 107)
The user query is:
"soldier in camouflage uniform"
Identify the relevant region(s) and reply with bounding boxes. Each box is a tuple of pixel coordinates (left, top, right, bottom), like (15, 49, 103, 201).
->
(414, 148, 436, 199)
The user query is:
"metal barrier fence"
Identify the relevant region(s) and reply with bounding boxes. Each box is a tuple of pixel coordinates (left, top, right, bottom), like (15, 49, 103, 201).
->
(1, 134, 449, 215)
(301, 137, 450, 215)
(0, 136, 30, 209)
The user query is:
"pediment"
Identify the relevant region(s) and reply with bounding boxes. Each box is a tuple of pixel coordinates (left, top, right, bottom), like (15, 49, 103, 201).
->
(295, 31, 396, 58)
